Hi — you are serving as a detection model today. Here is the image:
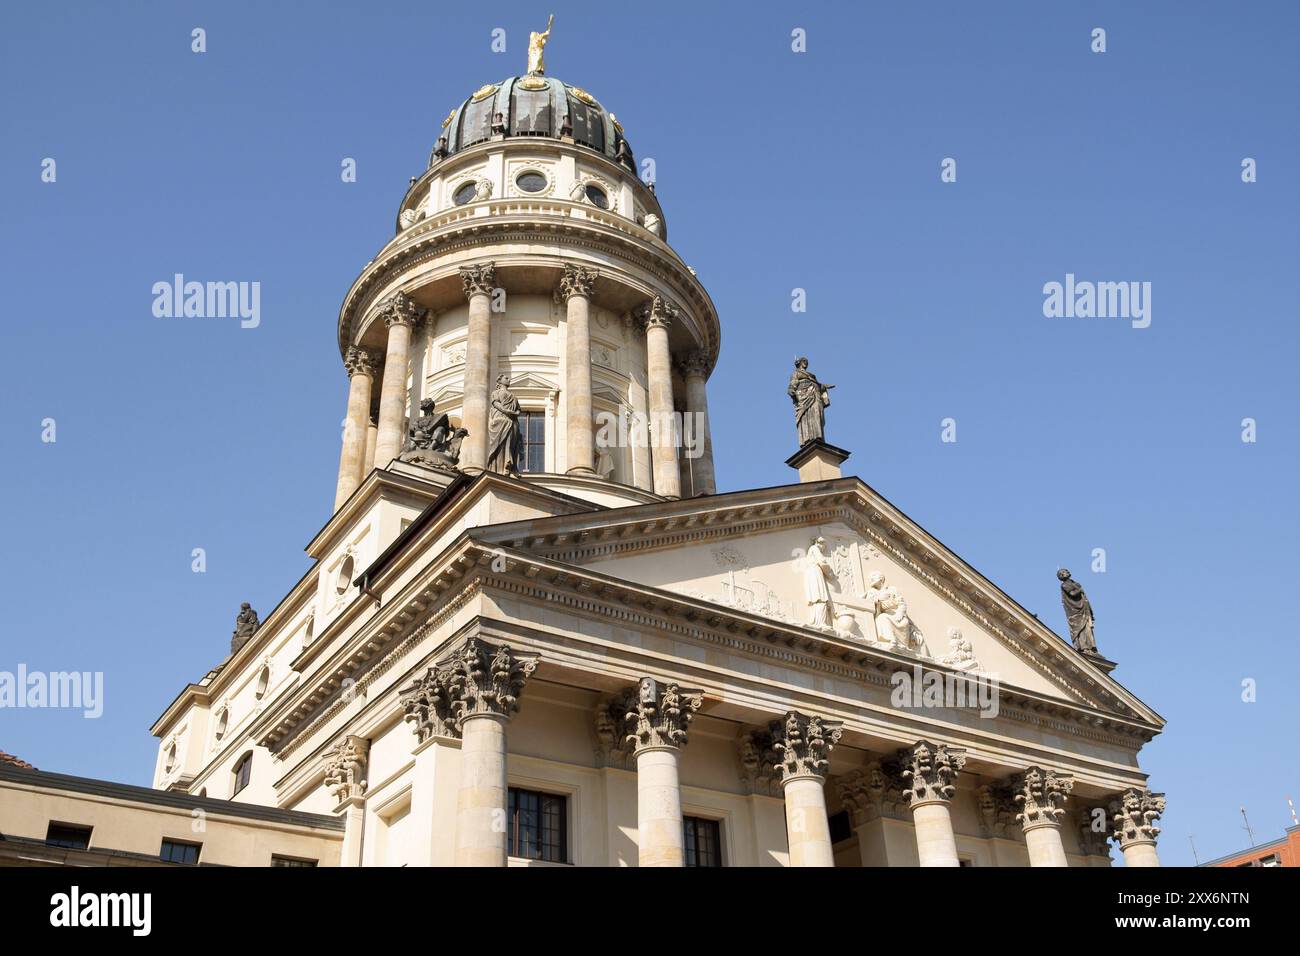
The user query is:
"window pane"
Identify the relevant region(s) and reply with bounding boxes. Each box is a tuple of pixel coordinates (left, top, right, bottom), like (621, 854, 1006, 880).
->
(45, 823, 92, 849)
(508, 787, 566, 863)
(683, 816, 721, 867)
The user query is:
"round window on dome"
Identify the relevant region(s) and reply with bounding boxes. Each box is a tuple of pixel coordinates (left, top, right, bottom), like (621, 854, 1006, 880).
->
(453, 182, 478, 205)
(516, 171, 548, 193)
(584, 184, 609, 209)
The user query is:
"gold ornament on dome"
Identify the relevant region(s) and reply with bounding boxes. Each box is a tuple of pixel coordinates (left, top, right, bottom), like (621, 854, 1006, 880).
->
(527, 14, 554, 75)
(441, 109, 456, 129)
(518, 75, 548, 91)
(569, 85, 596, 106)
(611, 113, 624, 134)
(471, 84, 498, 102)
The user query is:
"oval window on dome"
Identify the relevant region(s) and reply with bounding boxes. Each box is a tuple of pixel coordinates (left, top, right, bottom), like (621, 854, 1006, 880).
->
(215, 708, 228, 741)
(335, 555, 354, 595)
(584, 184, 610, 209)
(516, 171, 548, 193)
(453, 182, 478, 206)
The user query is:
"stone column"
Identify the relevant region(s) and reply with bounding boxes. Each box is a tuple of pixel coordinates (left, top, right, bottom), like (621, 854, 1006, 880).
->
(898, 740, 966, 867)
(402, 638, 537, 867)
(364, 406, 379, 474)
(622, 677, 704, 867)
(679, 350, 716, 496)
(559, 264, 598, 475)
(1110, 787, 1165, 867)
(373, 292, 424, 469)
(769, 711, 843, 867)
(1009, 766, 1073, 867)
(459, 264, 497, 473)
(334, 347, 379, 510)
(640, 296, 681, 499)
(322, 735, 369, 867)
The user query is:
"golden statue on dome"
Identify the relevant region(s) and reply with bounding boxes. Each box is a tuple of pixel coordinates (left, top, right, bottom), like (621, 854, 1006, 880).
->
(527, 15, 554, 75)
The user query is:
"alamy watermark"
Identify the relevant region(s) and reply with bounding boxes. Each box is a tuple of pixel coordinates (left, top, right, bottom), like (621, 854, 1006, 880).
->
(152, 274, 260, 328)
(0, 665, 103, 718)
(1042, 273, 1150, 329)
(890, 664, 999, 718)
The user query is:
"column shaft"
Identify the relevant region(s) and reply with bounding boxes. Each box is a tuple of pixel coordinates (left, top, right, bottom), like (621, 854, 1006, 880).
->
(339, 802, 366, 867)
(1024, 821, 1069, 867)
(364, 409, 378, 474)
(636, 747, 684, 867)
(1121, 840, 1160, 867)
(454, 715, 508, 867)
(783, 776, 835, 867)
(681, 359, 715, 495)
(334, 364, 374, 509)
(564, 291, 595, 474)
(374, 321, 413, 468)
(645, 319, 680, 498)
(912, 800, 961, 866)
(461, 291, 492, 472)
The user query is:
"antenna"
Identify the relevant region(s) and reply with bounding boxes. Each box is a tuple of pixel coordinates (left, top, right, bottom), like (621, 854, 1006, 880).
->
(1240, 806, 1257, 847)
(1188, 834, 1200, 865)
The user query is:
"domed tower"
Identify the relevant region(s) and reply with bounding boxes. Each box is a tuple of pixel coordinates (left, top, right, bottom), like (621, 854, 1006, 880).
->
(332, 29, 719, 511)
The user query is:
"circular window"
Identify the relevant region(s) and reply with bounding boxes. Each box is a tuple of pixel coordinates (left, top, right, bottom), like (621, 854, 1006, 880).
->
(215, 709, 228, 741)
(336, 555, 355, 595)
(584, 184, 609, 209)
(165, 744, 176, 773)
(453, 181, 478, 205)
(516, 171, 548, 193)
(255, 666, 270, 700)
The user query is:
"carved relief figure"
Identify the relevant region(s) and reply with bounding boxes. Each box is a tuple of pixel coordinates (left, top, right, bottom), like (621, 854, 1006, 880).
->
(787, 357, 833, 447)
(803, 536, 836, 630)
(864, 571, 912, 649)
(1057, 568, 1098, 654)
(487, 374, 522, 474)
(939, 626, 981, 673)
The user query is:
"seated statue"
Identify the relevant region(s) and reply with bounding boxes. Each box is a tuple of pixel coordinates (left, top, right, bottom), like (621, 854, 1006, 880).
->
(939, 627, 982, 673)
(399, 399, 468, 470)
(864, 571, 913, 650)
(230, 602, 259, 654)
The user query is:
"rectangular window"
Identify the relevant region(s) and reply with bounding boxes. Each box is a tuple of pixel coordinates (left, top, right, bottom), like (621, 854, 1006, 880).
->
(45, 823, 92, 849)
(519, 412, 546, 473)
(159, 839, 202, 865)
(827, 809, 853, 844)
(507, 787, 567, 862)
(683, 816, 722, 867)
(271, 855, 318, 867)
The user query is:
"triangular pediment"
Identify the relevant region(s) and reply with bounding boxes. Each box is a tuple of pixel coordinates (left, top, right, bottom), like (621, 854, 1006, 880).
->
(471, 477, 1161, 725)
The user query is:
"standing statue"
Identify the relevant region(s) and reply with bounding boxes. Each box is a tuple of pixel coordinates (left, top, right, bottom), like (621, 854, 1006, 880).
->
(230, 603, 259, 654)
(487, 373, 522, 475)
(1057, 569, 1098, 654)
(803, 536, 837, 630)
(788, 357, 833, 447)
(527, 15, 554, 75)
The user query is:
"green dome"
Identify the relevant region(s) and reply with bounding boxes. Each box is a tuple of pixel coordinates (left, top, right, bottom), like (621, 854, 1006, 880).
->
(430, 75, 635, 172)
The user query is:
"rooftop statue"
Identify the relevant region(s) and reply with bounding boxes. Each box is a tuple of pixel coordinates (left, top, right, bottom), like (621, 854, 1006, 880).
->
(527, 15, 554, 75)
(1057, 568, 1099, 655)
(788, 357, 833, 447)
(230, 603, 259, 655)
(487, 374, 522, 475)
(399, 398, 467, 470)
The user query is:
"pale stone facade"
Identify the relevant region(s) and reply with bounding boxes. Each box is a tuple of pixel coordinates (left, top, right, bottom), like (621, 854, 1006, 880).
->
(3, 55, 1167, 868)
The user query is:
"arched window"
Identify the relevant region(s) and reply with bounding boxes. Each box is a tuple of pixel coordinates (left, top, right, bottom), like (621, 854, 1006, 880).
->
(232, 752, 253, 796)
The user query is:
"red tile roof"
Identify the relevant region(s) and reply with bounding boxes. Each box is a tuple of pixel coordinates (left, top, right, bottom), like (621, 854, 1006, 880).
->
(0, 751, 35, 770)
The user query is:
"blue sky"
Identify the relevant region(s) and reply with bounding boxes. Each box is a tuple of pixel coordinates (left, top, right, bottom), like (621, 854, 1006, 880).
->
(2, 1, 1296, 865)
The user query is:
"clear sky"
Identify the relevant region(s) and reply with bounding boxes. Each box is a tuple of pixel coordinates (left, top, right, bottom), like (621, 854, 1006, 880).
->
(2, 1, 1296, 866)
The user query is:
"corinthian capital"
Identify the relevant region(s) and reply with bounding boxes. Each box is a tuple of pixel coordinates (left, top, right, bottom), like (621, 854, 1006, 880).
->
(401, 665, 461, 742)
(637, 294, 678, 331)
(447, 636, 538, 722)
(1011, 765, 1074, 828)
(459, 263, 498, 299)
(622, 677, 703, 753)
(1109, 787, 1165, 848)
(322, 735, 369, 807)
(678, 349, 710, 379)
(377, 290, 425, 329)
(898, 740, 966, 806)
(558, 263, 599, 301)
(344, 346, 379, 378)
(769, 710, 843, 783)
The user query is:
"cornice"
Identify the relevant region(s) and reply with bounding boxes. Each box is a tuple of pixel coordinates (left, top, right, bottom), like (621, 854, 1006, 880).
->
(338, 206, 718, 360)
